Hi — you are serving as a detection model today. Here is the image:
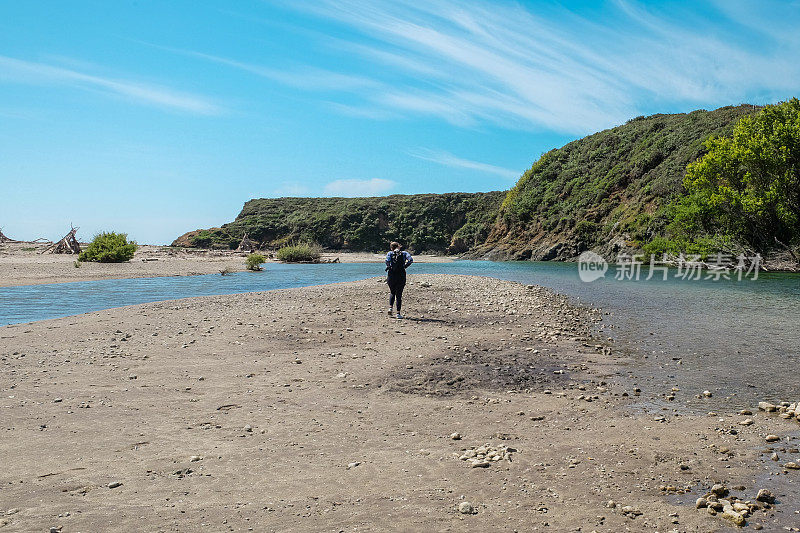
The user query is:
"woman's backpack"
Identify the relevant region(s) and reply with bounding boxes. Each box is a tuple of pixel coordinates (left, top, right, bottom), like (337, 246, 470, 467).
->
(388, 250, 406, 275)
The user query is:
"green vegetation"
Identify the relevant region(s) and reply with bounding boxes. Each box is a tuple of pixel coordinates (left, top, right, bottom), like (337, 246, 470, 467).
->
(174, 102, 799, 265)
(188, 228, 238, 249)
(245, 253, 266, 271)
(174, 192, 505, 253)
(651, 99, 800, 257)
(276, 244, 321, 263)
(488, 104, 762, 258)
(78, 232, 137, 263)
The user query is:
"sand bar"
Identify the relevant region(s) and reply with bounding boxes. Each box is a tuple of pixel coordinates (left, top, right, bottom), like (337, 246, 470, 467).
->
(0, 275, 794, 531)
(0, 244, 452, 287)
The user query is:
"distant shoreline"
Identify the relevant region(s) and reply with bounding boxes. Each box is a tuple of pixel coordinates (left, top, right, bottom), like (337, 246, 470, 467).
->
(0, 243, 453, 288)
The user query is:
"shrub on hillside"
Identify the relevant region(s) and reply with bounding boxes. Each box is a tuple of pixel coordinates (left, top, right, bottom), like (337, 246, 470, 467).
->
(78, 232, 137, 263)
(276, 243, 321, 263)
(653, 99, 800, 255)
(245, 253, 266, 271)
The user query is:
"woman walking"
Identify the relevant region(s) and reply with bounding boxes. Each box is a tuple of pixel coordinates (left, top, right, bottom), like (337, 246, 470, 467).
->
(385, 241, 413, 319)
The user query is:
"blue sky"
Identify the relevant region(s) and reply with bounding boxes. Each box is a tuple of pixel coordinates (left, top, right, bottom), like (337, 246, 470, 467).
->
(1, 1, 799, 244)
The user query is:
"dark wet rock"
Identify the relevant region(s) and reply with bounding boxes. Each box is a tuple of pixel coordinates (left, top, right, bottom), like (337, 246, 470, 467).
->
(755, 489, 775, 503)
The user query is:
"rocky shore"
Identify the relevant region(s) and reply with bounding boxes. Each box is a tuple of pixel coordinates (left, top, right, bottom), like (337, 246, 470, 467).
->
(1, 274, 798, 531)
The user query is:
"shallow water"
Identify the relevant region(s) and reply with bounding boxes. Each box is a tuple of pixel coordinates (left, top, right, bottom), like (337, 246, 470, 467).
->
(1, 260, 798, 408)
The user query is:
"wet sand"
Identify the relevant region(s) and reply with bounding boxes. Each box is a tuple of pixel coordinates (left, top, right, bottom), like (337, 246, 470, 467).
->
(0, 244, 452, 287)
(1, 274, 797, 531)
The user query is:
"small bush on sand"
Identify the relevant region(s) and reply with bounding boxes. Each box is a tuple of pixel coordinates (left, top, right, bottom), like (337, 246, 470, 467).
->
(276, 243, 321, 263)
(78, 232, 137, 263)
(245, 253, 266, 271)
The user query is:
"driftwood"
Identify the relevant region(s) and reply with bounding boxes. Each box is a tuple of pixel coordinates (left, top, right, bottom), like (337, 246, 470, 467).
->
(0, 228, 22, 243)
(236, 233, 258, 253)
(43, 226, 81, 254)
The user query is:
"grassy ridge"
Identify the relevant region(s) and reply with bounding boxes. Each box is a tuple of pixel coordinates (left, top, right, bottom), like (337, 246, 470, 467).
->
(174, 192, 505, 253)
(482, 104, 761, 259)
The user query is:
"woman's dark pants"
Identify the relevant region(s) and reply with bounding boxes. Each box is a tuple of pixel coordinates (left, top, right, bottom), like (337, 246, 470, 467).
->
(388, 274, 406, 313)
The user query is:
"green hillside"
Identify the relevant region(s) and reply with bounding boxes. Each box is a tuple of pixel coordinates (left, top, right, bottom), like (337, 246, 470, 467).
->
(175, 102, 799, 267)
(173, 192, 505, 253)
(479, 104, 762, 260)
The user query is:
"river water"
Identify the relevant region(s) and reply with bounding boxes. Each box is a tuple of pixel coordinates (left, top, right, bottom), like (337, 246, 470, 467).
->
(1, 260, 798, 409)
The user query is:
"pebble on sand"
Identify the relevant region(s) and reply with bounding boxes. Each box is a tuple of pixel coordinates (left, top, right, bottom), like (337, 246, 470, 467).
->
(710, 483, 728, 497)
(756, 489, 775, 503)
(458, 501, 474, 514)
(758, 401, 777, 412)
(108, 481, 122, 489)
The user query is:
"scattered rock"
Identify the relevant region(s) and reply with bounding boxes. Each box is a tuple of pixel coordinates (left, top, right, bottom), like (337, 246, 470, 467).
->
(347, 462, 360, 469)
(107, 481, 122, 489)
(711, 484, 728, 497)
(702, 390, 713, 398)
(620, 505, 643, 518)
(755, 489, 775, 504)
(739, 418, 753, 426)
(721, 505, 745, 526)
(758, 402, 777, 412)
(458, 501, 474, 514)
(765, 434, 780, 442)
(189, 455, 203, 462)
(784, 462, 799, 470)
(695, 497, 707, 509)
(457, 443, 515, 468)
(450, 432, 462, 440)
(243, 425, 253, 433)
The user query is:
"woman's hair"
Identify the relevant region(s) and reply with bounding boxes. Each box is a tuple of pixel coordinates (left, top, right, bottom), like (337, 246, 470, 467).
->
(390, 241, 401, 251)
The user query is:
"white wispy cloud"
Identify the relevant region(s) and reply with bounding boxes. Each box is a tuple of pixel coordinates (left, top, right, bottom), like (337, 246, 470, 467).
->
(409, 148, 519, 180)
(275, 0, 800, 134)
(0, 55, 221, 114)
(323, 178, 396, 197)
(151, 46, 382, 93)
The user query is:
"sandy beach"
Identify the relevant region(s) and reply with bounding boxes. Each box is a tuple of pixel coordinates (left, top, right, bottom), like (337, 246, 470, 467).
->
(1, 273, 797, 532)
(0, 244, 452, 287)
